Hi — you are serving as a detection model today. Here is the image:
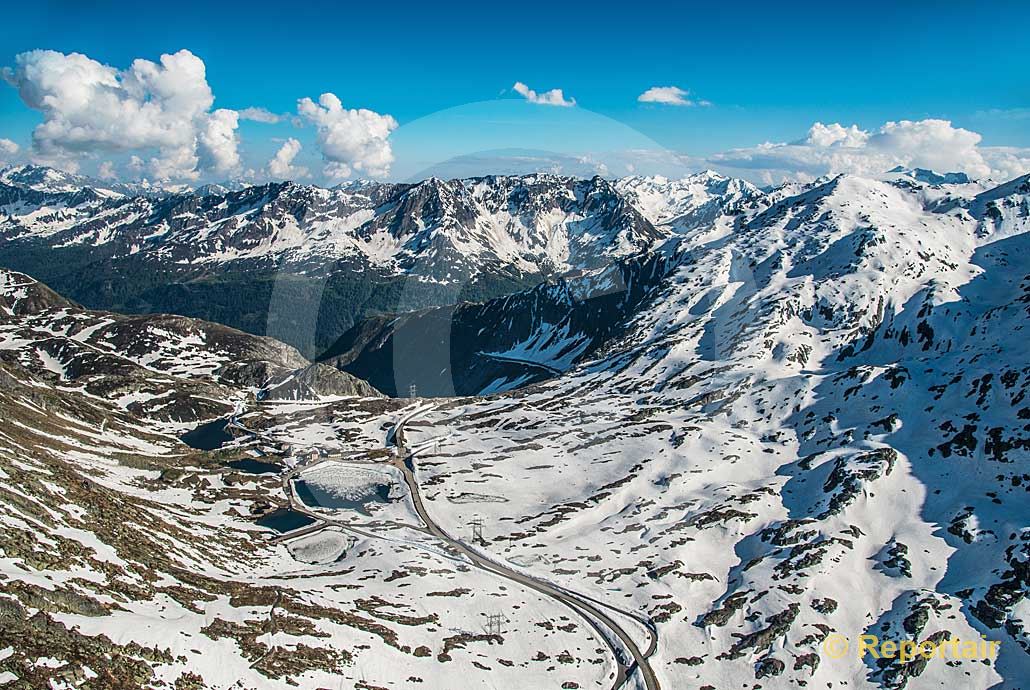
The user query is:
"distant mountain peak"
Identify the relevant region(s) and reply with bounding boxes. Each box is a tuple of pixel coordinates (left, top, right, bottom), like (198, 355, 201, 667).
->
(887, 165, 971, 185)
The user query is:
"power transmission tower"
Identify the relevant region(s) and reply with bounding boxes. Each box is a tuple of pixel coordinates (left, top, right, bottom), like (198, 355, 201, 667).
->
(408, 382, 418, 399)
(470, 516, 485, 545)
(485, 613, 507, 636)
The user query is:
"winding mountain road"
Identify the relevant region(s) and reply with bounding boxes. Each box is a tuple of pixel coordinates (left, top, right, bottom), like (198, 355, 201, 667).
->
(390, 407, 660, 690)
(248, 405, 660, 690)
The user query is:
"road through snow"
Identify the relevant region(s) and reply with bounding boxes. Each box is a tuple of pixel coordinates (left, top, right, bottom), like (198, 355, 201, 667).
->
(247, 404, 660, 690)
(391, 406, 661, 690)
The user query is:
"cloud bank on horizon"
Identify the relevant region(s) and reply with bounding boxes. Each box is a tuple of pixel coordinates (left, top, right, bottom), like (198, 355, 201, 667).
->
(713, 120, 1030, 184)
(1, 48, 1027, 186)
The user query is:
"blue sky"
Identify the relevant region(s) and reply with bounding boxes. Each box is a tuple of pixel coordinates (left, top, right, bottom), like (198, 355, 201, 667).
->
(1, 0, 1028, 183)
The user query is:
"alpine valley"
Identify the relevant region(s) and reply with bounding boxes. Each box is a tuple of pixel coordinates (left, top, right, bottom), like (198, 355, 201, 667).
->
(0, 163, 1028, 690)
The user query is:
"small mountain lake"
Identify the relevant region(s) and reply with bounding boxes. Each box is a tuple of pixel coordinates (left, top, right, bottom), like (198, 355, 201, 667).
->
(228, 459, 282, 474)
(180, 417, 233, 450)
(294, 480, 392, 516)
(255, 508, 316, 533)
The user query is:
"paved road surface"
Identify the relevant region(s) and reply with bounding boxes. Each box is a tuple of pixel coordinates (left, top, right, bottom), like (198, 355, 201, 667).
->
(245, 405, 660, 690)
(391, 408, 660, 690)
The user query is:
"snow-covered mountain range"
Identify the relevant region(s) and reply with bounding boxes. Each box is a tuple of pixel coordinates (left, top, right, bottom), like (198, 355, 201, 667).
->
(0, 165, 664, 277)
(328, 169, 1030, 395)
(0, 163, 1028, 690)
(0, 165, 692, 354)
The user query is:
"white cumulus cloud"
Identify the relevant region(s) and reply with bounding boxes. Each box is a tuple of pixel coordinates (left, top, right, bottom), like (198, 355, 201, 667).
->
(868, 119, 988, 176)
(708, 118, 1027, 182)
(198, 108, 241, 173)
(238, 107, 283, 124)
(97, 160, 116, 180)
(979, 146, 1030, 181)
(2, 48, 240, 180)
(804, 122, 868, 147)
(637, 86, 709, 107)
(267, 138, 308, 179)
(297, 93, 397, 179)
(0, 138, 18, 158)
(512, 81, 576, 107)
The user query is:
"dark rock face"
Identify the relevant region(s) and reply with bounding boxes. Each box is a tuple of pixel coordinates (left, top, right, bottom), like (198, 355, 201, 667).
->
(755, 656, 785, 679)
(718, 603, 801, 660)
(318, 248, 679, 397)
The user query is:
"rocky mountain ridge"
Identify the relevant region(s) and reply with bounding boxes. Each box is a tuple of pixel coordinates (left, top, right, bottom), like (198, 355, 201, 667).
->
(0, 164, 1028, 689)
